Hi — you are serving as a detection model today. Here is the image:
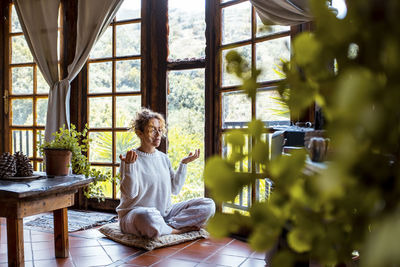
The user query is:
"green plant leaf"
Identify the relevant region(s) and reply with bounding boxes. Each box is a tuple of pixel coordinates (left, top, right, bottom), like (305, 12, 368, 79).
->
(204, 156, 239, 201)
(287, 227, 312, 253)
(252, 141, 269, 164)
(248, 224, 280, 252)
(247, 119, 265, 141)
(293, 33, 321, 66)
(270, 250, 296, 267)
(226, 130, 245, 147)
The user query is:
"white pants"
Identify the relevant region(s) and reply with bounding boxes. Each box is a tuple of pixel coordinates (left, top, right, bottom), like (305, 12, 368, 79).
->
(119, 198, 215, 238)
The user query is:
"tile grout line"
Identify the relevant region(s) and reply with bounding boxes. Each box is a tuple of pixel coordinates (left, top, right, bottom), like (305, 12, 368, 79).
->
(194, 238, 236, 266)
(98, 237, 119, 264)
(148, 239, 203, 267)
(29, 229, 35, 267)
(104, 250, 147, 267)
(108, 238, 205, 267)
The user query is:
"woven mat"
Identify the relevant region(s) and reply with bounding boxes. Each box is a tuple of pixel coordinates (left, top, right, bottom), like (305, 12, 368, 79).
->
(24, 209, 117, 232)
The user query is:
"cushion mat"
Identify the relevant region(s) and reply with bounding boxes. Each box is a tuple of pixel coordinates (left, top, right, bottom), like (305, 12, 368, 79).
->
(99, 222, 209, 250)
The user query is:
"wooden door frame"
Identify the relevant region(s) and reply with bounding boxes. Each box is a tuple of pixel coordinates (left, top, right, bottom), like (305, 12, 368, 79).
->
(0, 0, 11, 154)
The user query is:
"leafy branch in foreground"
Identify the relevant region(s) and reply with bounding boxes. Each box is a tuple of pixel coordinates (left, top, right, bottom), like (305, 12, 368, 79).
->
(205, 1, 400, 265)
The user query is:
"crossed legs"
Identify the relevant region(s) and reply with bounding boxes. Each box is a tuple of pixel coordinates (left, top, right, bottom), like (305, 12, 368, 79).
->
(119, 198, 215, 238)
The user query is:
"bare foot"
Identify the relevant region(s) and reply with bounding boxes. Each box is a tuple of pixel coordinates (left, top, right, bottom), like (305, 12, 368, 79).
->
(171, 226, 200, 234)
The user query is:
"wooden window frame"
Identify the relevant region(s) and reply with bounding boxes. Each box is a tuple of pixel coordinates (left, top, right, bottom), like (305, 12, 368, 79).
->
(2, 1, 60, 170)
(81, 5, 144, 210)
(210, 0, 314, 212)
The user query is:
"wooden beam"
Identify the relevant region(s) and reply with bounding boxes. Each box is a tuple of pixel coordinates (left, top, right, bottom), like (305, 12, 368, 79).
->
(167, 59, 206, 70)
(141, 0, 151, 110)
(61, 0, 80, 130)
(144, 0, 168, 153)
(205, 0, 221, 199)
(1, 1, 11, 153)
(0, 192, 74, 218)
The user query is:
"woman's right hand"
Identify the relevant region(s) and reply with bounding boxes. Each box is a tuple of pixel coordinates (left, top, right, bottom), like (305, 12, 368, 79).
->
(119, 150, 138, 164)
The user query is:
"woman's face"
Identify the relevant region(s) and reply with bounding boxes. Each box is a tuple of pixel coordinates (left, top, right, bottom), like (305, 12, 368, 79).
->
(138, 118, 163, 149)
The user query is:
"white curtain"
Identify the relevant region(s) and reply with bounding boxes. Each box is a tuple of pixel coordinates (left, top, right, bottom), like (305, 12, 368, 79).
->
(249, 0, 312, 26)
(14, 0, 124, 141)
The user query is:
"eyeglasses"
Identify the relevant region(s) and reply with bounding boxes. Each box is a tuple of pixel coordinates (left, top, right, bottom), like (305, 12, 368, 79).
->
(149, 127, 163, 136)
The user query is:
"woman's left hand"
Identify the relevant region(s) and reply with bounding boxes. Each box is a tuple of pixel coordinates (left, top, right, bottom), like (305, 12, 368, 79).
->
(181, 149, 200, 164)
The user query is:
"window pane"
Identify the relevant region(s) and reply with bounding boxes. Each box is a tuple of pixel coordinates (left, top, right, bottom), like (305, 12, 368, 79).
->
(168, 69, 205, 202)
(115, 166, 121, 197)
(37, 130, 45, 158)
(221, 45, 251, 87)
(168, 69, 205, 132)
(37, 162, 44, 172)
(116, 96, 141, 127)
(222, 91, 251, 128)
(89, 132, 112, 162)
(256, 37, 290, 82)
(168, 0, 206, 60)
(88, 62, 112, 93)
(12, 35, 33, 64)
(256, 15, 290, 38)
(256, 90, 290, 127)
(116, 60, 141, 92)
(90, 166, 113, 198)
(12, 67, 33, 94)
(12, 130, 33, 157)
(89, 97, 112, 128)
(11, 5, 22, 33)
(90, 26, 112, 59)
(221, 132, 251, 172)
(222, 2, 251, 45)
(221, 132, 250, 166)
(116, 23, 141, 56)
(36, 98, 48, 126)
(116, 132, 140, 163)
(37, 70, 50, 93)
(12, 99, 33, 126)
(116, 0, 141, 21)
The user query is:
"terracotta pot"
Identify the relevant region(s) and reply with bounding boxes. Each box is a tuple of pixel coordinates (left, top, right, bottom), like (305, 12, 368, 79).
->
(44, 148, 72, 176)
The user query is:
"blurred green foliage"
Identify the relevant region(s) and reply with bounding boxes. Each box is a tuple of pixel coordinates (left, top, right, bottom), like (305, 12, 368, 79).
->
(205, 0, 400, 266)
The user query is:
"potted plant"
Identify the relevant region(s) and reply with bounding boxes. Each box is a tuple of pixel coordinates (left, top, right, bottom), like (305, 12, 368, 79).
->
(204, 0, 400, 266)
(38, 124, 115, 201)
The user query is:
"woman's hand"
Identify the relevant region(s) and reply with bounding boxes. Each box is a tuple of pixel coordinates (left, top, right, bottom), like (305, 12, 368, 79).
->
(181, 149, 200, 164)
(119, 150, 138, 164)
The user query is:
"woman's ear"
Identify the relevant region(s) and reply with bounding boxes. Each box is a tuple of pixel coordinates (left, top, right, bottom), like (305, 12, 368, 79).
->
(135, 130, 144, 139)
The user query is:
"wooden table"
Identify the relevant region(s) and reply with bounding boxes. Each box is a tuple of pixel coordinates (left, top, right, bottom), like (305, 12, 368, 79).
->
(0, 173, 92, 267)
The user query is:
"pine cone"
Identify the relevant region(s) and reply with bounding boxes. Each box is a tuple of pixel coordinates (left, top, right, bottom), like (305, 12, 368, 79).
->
(0, 152, 17, 178)
(14, 151, 33, 177)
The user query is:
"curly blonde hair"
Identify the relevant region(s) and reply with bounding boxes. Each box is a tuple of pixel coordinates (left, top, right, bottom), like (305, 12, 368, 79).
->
(130, 107, 166, 135)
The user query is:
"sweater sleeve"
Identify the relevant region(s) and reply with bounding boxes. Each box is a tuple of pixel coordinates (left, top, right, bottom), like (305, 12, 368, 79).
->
(168, 158, 187, 195)
(119, 160, 139, 199)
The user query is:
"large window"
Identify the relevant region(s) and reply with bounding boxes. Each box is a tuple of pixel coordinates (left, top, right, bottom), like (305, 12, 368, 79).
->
(1, 0, 304, 211)
(167, 0, 206, 203)
(87, 0, 142, 200)
(218, 0, 291, 213)
(7, 4, 56, 171)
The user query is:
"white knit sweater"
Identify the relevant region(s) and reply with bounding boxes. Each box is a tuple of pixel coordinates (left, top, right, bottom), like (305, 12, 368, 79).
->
(116, 149, 187, 219)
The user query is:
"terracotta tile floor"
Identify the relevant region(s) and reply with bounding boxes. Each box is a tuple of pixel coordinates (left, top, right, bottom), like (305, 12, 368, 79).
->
(0, 218, 266, 267)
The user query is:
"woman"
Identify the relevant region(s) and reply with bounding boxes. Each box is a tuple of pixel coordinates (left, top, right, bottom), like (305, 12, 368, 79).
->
(117, 108, 215, 238)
